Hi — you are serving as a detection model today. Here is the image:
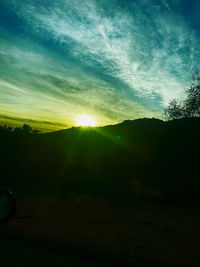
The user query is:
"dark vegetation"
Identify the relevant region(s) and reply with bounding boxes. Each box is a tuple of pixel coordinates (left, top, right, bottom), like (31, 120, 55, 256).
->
(1, 119, 200, 266)
(1, 117, 200, 201)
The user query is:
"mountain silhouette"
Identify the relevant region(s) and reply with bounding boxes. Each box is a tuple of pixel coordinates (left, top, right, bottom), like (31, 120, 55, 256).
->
(0, 117, 200, 200)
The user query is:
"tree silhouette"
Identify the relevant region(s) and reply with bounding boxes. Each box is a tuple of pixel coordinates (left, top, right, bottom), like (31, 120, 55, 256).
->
(184, 69, 200, 117)
(164, 99, 185, 120)
(11, 124, 40, 135)
(165, 69, 200, 120)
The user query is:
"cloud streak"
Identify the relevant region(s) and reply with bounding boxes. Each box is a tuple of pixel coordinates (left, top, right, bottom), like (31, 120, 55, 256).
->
(0, 0, 200, 130)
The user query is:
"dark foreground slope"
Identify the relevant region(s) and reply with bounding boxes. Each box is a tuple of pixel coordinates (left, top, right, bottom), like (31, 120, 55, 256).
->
(1, 118, 200, 267)
(0, 117, 200, 200)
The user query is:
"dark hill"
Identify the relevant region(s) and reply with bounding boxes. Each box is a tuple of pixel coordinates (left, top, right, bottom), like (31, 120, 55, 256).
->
(1, 118, 200, 200)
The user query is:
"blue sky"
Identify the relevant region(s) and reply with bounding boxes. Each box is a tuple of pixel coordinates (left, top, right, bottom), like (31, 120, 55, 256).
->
(0, 0, 199, 131)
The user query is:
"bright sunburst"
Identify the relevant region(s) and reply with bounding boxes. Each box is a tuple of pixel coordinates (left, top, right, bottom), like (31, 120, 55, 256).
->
(76, 115, 96, 127)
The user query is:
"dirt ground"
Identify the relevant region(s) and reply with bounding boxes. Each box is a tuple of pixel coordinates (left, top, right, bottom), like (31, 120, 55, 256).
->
(1, 195, 200, 266)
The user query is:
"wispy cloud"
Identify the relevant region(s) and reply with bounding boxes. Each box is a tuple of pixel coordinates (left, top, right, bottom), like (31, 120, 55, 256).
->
(0, 0, 200, 130)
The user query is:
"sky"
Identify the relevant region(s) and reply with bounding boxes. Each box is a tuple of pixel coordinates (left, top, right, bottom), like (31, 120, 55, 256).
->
(0, 0, 200, 131)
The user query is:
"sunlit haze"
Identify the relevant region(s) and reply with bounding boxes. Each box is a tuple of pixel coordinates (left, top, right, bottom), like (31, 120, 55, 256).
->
(76, 115, 96, 127)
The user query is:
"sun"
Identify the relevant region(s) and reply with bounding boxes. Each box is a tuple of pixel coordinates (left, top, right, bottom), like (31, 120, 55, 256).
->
(76, 114, 96, 127)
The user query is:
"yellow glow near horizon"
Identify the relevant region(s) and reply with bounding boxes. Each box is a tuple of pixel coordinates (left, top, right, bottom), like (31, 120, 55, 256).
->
(76, 114, 96, 127)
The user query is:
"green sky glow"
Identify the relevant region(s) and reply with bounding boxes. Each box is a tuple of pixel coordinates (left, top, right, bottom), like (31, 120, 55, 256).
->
(0, 0, 199, 131)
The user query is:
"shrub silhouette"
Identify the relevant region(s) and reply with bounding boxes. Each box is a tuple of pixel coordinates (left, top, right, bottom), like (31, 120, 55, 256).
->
(143, 187, 164, 199)
(131, 179, 142, 196)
